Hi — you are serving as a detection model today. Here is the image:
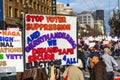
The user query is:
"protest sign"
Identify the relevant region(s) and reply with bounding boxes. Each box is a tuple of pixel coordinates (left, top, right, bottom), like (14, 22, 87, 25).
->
(0, 28, 23, 72)
(25, 14, 77, 69)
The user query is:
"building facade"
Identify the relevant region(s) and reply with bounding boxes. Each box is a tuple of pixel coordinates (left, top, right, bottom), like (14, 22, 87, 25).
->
(2, 0, 55, 25)
(94, 20, 105, 34)
(77, 11, 95, 29)
(109, 8, 120, 36)
(96, 10, 104, 20)
(95, 10, 105, 35)
(56, 2, 74, 15)
(56, 2, 64, 14)
(77, 10, 105, 36)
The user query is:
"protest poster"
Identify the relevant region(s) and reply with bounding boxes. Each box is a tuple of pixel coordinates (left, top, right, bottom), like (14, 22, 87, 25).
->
(89, 42, 95, 48)
(0, 28, 23, 72)
(103, 40, 109, 45)
(25, 14, 77, 69)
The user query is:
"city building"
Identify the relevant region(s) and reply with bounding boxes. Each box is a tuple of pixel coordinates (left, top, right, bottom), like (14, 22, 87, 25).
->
(109, 7, 120, 36)
(77, 11, 95, 36)
(56, 2, 74, 15)
(95, 10, 105, 35)
(63, 4, 74, 15)
(94, 20, 105, 34)
(77, 11, 95, 29)
(0, 0, 56, 25)
(96, 10, 104, 20)
(56, 2, 64, 14)
(77, 10, 105, 36)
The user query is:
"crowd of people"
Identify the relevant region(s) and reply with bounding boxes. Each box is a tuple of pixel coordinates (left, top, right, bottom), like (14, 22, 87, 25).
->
(61, 35, 120, 80)
(16, 35, 120, 80)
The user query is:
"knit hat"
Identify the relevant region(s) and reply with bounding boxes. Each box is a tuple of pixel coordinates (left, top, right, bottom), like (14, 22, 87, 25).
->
(72, 59, 83, 68)
(88, 52, 100, 58)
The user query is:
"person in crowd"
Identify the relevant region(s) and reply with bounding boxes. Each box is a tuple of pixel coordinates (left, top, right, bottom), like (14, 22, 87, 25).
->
(94, 41, 100, 50)
(77, 45, 85, 70)
(55, 66, 60, 80)
(88, 52, 108, 80)
(102, 47, 118, 80)
(16, 68, 48, 80)
(84, 51, 90, 71)
(63, 59, 84, 80)
(114, 41, 120, 57)
(110, 41, 116, 57)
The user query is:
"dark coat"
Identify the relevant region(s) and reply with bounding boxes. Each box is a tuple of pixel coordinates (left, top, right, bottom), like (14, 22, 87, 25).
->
(90, 61, 108, 80)
(77, 50, 85, 66)
(16, 68, 48, 80)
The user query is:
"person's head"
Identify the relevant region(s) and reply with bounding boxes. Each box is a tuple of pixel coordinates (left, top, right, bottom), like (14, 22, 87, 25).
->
(88, 53, 100, 68)
(104, 47, 110, 54)
(89, 58, 95, 69)
(92, 48, 98, 52)
(78, 45, 82, 51)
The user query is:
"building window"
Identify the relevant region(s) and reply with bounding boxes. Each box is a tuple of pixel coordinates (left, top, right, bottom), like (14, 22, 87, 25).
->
(33, 2, 36, 9)
(9, 6, 12, 17)
(29, 0, 32, 6)
(84, 22, 87, 23)
(83, 19, 86, 21)
(88, 19, 91, 22)
(37, 4, 39, 10)
(88, 16, 91, 18)
(15, 8, 19, 18)
(83, 16, 86, 18)
(88, 22, 91, 24)
(79, 16, 82, 19)
(20, 0, 23, 4)
(80, 19, 82, 22)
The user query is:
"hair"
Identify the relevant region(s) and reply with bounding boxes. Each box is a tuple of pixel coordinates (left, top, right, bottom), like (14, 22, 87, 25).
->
(104, 48, 110, 54)
(78, 45, 82, 48)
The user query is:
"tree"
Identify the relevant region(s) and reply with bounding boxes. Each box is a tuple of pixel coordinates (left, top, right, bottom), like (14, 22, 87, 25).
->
(109, 18, 120, 36)
(16, 17, 23, 26)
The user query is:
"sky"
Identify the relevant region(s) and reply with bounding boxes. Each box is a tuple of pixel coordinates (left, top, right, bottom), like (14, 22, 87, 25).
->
(57, 0, 118, 35)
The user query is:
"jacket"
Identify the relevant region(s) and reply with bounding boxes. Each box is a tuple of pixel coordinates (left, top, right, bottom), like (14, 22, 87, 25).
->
(90, 61, 108, 80)
(63, 66, 84, 80)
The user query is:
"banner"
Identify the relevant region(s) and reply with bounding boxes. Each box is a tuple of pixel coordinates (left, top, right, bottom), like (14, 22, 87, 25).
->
(0, 28, 23, 72)
(25, 14, 77, 69)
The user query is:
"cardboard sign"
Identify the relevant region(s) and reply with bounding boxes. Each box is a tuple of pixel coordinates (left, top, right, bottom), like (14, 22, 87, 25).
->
(0, 29, 23, 72)
(89, 42, 95, 48)
(25, 14, 77, 69)
(103, 40, 109, 45)
(114, 77, 120, 80)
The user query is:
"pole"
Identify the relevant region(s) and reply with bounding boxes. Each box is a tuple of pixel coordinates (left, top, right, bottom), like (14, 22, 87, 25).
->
(118, 0, 120, 18)
(118, 0, 120, 9)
